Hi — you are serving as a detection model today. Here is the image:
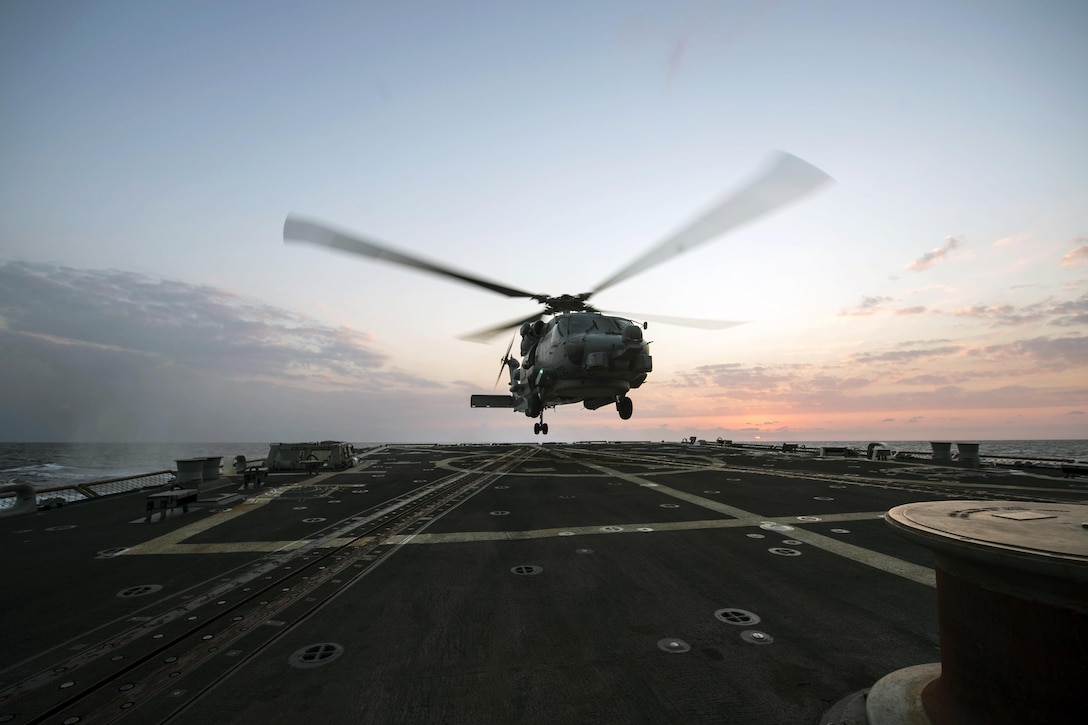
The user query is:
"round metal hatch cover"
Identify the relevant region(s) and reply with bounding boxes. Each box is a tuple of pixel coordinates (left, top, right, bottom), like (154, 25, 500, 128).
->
(768, 547, 802, 557)
(657, 638, 691, 653)
(117, 584, 163, 598)
(289, 642, 344, 668)
(510, 564, 543, 576)
(715, 608, 762, 626)
(740, 630, 774, 645)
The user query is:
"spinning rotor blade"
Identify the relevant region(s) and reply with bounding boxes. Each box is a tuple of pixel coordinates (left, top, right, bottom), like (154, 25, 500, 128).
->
(284, 215, 537, 300)
(460, 312, 543, 344)
(591, 152, 833, 295)
(603, 311, 749, 330)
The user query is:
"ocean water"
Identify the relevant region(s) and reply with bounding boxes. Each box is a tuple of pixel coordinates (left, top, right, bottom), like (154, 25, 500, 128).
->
(0, 442, 273, 491)
(2, 439, 1084, 491)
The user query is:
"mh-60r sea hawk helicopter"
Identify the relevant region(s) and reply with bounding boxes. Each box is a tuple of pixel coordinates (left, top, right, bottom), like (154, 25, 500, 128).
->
(285, 152, 831, 434)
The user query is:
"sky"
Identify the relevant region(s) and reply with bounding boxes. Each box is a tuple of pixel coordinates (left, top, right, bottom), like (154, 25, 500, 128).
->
(1, 0, 1086, 444)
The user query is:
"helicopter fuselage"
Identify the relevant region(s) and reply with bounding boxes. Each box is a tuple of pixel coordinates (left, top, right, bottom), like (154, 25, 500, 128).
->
(473, 312, 652, 432)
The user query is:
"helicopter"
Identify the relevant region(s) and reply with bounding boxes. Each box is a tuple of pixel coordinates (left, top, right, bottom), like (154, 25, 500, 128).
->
(284, 151, 831, 434)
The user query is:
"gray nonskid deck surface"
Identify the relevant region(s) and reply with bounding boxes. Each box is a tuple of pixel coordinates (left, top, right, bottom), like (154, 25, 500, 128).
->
(1, 444, 1084, 724)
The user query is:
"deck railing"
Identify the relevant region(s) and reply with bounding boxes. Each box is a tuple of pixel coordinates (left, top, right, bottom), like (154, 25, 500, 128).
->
(0, 463, 271, 511)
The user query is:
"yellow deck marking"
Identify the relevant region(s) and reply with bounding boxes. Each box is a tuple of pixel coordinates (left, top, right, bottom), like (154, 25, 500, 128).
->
(121, 449, 395, 556)
(783, 526, 935, 587)
(583, 462, 936, 588)
(120, 450, 936, 587)
(123, 504, 269, 555)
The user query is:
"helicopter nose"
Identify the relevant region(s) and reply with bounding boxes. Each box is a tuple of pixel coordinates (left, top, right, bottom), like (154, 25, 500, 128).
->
(622, 325, 643, 345)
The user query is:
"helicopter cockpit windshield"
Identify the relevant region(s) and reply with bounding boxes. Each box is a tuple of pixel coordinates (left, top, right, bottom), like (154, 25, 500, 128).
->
(559, 315, 635, 335)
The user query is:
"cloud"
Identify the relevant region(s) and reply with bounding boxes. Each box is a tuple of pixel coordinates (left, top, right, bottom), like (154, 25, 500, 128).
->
(950, 292, 1088, 327)
(968, 334, 1088, 370)
(1047, 293, 1088, 327)
(0, 261, 430, 392)
(0, 261, 451, 441)
(1059, 242, 1088, 268)
(895, 337, 957, 346)
(850, 346, 963, 365)
(905, 236, 963, 272)
(839, 296, 893, 316)
(673, 362, 802, 394)
(950, 304, 1034, 325)
(658, 330, 1088, 421)
(895, 373, 954, 386)
(839, 296, 927, 318)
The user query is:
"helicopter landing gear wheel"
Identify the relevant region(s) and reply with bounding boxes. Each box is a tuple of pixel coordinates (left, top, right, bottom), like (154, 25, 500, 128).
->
(533, 413, 549, 435)
(616, 395, 633, 420)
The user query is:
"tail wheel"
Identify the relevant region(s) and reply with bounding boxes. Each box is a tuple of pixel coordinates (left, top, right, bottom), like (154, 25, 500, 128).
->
(617, 396, 633, 420)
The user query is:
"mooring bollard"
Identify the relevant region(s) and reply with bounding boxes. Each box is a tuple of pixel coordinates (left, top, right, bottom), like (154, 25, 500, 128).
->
(175, 458, 205, 485)
(870, 500, 1088, 724)
(955, 442, 980, 468)
(929, 441, 952, 464)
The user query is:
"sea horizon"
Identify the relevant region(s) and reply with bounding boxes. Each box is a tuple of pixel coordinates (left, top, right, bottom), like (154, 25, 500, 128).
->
(2, 439, 1085, 491)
